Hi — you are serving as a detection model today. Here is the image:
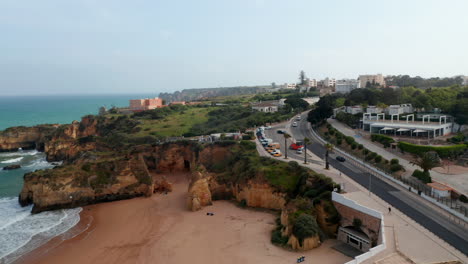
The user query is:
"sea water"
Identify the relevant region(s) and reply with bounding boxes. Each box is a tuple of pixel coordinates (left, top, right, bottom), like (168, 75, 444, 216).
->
(0, 94, 157, 263)
(0, 150, 82, 263)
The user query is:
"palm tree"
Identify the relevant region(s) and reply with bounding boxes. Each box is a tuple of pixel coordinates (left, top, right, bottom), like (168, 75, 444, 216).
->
(283, 133, 291, 159)
(325, 143, 334, 170)
(303, 137, 310, 164)
(410, 151, 441, 175)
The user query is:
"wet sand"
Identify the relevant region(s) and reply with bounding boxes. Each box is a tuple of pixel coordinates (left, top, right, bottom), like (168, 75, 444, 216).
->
(18, 173, 351, 264)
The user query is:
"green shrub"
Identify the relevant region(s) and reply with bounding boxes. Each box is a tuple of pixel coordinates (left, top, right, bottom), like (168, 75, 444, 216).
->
(271, 229, 288, 245)
(358, 144, 364, 150)
(328, 129, 335, 136)
(345, 136, 355, 145)
(412, 169, 432, 184)
(336, 138, 342, 145)
(292, 214, 319, 242)
(371, 134, 395, 148)
(398, 142, 467, 158)
(390, 164, 403, 172)
(390, 158, 399, 165)
(351, 143, 357, 150)
(374, 155, 382, 163)
(459, 194, 468, 203)
(352, 218, 362, 229)
(363, 149, 369, 155)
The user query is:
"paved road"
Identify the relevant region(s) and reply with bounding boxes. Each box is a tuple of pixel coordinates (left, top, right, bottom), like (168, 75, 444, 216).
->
(265, 112, 468, 257)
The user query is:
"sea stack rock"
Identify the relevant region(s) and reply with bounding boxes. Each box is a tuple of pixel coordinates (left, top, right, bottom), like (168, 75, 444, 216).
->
(3, 164, 21, 170)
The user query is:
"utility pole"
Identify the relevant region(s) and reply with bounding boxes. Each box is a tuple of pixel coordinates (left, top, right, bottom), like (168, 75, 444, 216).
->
(368, 172, 372, 196)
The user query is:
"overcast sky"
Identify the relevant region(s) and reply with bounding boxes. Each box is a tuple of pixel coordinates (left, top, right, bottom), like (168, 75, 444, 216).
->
(1, 0, 467, 95)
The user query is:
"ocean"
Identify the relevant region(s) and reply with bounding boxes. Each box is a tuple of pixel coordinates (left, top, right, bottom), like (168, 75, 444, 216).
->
(0, 94, 156, 263)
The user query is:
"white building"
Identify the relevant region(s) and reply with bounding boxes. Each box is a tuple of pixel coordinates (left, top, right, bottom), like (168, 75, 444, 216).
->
(366, 106, 383, 114)
(362, 113, 452, 138)
(285, 83, 296, 89)
(333, 105, 363, 116)
(385, 104, 413, 115)
(462, 76, 468, 86)
(251, 101, 279, 113)
(322, 77, 336, 87)
(308, 79, 318, 87)
(346, 105, 363, 115)
(358, 74, 386, 87)
(335, 79, 360, 93)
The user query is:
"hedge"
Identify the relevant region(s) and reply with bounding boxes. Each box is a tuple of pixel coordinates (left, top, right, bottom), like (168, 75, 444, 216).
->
(398, 142, 467, 158)
(371, 134, 395, 148)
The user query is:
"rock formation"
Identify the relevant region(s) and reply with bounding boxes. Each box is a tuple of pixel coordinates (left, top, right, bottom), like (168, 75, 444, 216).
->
(0, 125, 57, 152)
(3, 164, 21, 170)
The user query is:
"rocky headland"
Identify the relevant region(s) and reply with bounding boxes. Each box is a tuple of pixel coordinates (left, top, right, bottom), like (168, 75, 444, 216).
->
(1, 113, 341, 250)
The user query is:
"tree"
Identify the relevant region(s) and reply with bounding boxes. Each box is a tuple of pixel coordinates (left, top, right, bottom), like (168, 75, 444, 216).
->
(283, 132, 291, 159)
(292, 214, 319, 242)
(303, 137, 310, 164)
(325, 143, 334, 170)
(410, 151, 442, 176)
(299, 70, 307, 86)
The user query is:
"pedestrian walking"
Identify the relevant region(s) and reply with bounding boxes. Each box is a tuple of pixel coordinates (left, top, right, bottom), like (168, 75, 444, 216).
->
(388, 207, 391, 214)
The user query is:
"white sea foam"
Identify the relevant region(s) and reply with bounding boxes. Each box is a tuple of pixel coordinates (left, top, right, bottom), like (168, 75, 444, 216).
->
(0, 197, 82, 264)
(0, 150, 38, 158)
(0, 157, 24, 164)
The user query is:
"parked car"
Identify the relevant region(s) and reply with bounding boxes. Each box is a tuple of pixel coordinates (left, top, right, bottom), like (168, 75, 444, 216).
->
(277, 130, 285, 134)
(296, 148, 303, 154)
(265, 126, 272, 130)
(273, 152, 282, 157)
(336, 156, 346, 162)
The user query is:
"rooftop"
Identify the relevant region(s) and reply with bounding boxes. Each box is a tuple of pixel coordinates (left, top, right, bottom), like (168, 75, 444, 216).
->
(427, 182, 453, 191)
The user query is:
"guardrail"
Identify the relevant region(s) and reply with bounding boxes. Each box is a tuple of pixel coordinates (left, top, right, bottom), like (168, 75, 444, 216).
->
(308, 123, 468, 226)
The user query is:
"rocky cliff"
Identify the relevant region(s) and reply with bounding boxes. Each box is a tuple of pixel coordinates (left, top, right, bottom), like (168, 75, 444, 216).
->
(19, 153, 153, 213)
(0, 125, 58, 152)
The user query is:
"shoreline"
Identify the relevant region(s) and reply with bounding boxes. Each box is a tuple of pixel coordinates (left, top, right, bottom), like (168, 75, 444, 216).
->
(14, 172, 351, 264)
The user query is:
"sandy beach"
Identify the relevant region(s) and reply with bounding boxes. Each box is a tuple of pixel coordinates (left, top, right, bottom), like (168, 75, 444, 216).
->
(17, 173, 350, 264)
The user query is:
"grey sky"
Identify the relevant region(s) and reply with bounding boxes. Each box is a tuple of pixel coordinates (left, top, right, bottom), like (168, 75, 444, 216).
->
(1, 0, 467, 95)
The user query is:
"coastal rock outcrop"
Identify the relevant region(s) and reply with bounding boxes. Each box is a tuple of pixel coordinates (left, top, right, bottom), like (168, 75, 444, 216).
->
(3, 164, 21, 170)
(19, 154, 153, 213)
(287, 234, 321, 251)
(0, 125, 57, 152)
(187, 171, 213, 211)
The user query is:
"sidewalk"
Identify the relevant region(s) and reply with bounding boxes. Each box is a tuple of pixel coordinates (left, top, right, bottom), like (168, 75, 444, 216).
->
(328, 118, 468, 196)
(255, 138, 468, 263)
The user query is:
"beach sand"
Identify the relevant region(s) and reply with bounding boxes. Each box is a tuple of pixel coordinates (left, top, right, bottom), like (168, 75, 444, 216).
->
(17, 173, 351, 264)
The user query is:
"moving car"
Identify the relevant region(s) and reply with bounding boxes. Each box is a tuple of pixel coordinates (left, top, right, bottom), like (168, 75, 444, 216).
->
(265, 126, 272, 130)
(277, 130, 286, 134)
(296, 116, 301, 121)
(296, 148, 303, 154)
(290, 141, 304, 150)
(292, 122, 298, 127)
(336, 156, 346, 162)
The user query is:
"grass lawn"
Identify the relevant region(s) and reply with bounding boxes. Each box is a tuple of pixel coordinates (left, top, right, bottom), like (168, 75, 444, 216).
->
(134, 107, 214, 137)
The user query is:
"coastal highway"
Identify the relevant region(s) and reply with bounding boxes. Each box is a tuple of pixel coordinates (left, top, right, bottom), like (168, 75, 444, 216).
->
(265, 112, 468, 257)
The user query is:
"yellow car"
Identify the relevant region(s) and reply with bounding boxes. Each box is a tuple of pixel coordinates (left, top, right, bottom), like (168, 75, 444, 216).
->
(273, 152, 282, 157)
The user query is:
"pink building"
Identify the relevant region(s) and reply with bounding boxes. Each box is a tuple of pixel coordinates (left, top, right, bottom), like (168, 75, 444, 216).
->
(129, 97, 163, 111)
